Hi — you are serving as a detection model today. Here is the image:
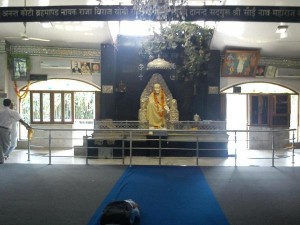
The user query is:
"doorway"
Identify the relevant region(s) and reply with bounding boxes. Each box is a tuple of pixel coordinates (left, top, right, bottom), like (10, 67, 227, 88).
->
(223, 82, 298, 152)
(226, 94, 247, 154)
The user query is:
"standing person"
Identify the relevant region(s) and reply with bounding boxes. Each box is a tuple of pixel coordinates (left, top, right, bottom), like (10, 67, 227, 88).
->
(0, 99, 31, 164)
(4, 102, 18, 159)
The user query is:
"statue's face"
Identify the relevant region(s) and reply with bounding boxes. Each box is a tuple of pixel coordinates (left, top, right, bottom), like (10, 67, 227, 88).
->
(153, 84, 161, 94)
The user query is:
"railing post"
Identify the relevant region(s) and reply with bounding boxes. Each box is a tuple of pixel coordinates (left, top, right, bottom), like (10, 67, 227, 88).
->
(48, 130, 52, 165)
(196, 135, 199, 166)
(122, 131, 125, 165)
(272, 134, 275, 167)
(27, 130, 31, 162)
(159, 135, 162, 165)
(83, 130, 89, 165)
(129, 131, 132, 167)
(292, 130, 295, 164)
(86, 152, 89, 165)
(234, 131, 237, 167)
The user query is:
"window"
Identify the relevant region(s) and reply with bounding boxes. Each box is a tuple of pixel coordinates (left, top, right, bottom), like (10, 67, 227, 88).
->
(272, 95, 290, 126)
(30, 91, 74, 124)
(74, 92, 95, 120)
(19, 79, 98, 140)
(249, 94, 290, 126)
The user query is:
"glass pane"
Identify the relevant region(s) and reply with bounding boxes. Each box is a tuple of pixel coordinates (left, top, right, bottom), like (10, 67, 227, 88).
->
(54, 93, 62, 122)
(272, 116, 288, 126)
(251, 96, 258, 124)
(275, 95, 288, 114)
(64, 93, 72, 122)
(75, 92, 95, 120)
(261, 96, 268, 124)
(20, 93, 30, 123)
(32, 93, 40, 122)
(43, 93, 50, 122)
(20, 94, 31, 139)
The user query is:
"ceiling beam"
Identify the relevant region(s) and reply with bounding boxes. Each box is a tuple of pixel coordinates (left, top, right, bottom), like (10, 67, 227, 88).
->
(0, 5, 299, 22)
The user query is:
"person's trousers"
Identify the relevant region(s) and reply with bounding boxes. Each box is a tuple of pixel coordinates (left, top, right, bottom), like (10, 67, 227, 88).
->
(0, 128, 11, 163)
(5, 135, 17, 157)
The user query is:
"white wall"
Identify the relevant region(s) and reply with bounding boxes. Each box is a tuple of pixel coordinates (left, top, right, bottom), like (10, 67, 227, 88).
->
(30, 56, 101, 88)
(0, 54, 9, 110)
(1, 53, 101, 149)
(220, 77, 300, 94)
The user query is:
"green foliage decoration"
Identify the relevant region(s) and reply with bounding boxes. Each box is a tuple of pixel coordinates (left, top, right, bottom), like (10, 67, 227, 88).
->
(7, 53, 31, 72)
(140, 22, 214, 81)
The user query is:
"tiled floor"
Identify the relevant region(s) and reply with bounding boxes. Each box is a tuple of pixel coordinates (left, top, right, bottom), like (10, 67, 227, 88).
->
(4, 147, 300, 167)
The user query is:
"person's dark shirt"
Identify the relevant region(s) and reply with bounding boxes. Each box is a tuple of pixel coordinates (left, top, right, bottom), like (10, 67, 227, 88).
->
(72, 67, 82, 73)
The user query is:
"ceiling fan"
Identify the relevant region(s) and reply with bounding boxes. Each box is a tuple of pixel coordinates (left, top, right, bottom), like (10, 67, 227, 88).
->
(4, 0, 50, 42)
(4, 22, 50, 42)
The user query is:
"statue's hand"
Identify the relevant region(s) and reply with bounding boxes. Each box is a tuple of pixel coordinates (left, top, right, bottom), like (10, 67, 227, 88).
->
(164, 105, 170, 113)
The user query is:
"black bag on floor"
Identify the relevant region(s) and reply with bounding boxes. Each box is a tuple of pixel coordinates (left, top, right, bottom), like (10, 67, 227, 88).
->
(100, 200, 133, 225)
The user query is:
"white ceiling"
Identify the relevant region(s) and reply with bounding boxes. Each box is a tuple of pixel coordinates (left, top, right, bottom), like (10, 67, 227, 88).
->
(0, 0, 299, 58)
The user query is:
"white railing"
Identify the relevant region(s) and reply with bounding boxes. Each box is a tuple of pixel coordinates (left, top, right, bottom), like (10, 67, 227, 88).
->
(94, 120, 226, 130)
(24, 125, 298, 167)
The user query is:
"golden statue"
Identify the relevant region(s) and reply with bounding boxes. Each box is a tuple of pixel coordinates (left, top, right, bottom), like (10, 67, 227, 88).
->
(138, 73, 179, 129)
(147, 83, 169, 129)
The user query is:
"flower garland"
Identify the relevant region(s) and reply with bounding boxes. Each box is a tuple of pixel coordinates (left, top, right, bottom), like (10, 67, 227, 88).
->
(14, 80, 31, 99)
(153, 89, 165, 118)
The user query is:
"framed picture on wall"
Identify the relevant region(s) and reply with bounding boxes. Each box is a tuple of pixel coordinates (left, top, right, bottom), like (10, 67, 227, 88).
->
(71, 61, 82, 74)
(265, 66, 277, 78)
(208, 86, 219, 94)
(81, 62, 92, 75)
(222, 50, 260, 77)
(12, 57, 28, 81)
(91, 62, 100, 75)
(255, 65, 266, 77)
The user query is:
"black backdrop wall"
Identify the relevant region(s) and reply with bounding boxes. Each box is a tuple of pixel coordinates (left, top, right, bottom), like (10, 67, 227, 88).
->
(100, 43, 116, 119)
(100, 36, 221, 121)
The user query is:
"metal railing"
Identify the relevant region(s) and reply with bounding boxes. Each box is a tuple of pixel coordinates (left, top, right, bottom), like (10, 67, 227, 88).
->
(226, 129, 297, 167)
(24, 126, 298, 167)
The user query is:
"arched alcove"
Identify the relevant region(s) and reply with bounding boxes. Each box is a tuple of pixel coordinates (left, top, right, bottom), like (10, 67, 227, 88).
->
(25, 78, 100, 91)
(221, 82, 298, 152)
(221, 82, 296, 94)
(18, 79, 100, 148)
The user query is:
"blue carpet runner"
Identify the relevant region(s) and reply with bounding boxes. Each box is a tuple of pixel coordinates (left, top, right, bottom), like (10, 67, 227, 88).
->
(88, 166, 229, 225)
